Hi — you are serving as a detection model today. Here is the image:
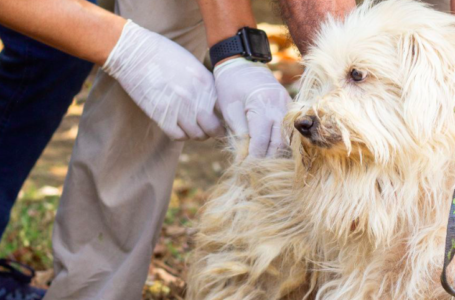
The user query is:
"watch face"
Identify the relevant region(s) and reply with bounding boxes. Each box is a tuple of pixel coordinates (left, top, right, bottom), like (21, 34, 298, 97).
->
(241, 27, 272, 62)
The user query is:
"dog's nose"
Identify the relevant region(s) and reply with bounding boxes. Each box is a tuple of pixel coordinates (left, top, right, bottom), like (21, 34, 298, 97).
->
(294, 116, 315, 137)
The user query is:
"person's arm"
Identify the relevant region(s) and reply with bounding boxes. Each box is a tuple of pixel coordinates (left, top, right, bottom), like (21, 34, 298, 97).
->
(277, 0, 355, 54)
(0, 0, 125, 65)
(196, 0, 257, 48)
(196, 0, 292, 158)
(0, 0, 224, 141)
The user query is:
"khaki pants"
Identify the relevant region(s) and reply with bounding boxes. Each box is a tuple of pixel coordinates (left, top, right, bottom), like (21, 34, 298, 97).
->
(43, 1, 206, 299)
(44, 0, 450, 299)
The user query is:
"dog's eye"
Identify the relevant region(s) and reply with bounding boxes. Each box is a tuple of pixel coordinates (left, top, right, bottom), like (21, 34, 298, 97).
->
(350, 69, 366, 82)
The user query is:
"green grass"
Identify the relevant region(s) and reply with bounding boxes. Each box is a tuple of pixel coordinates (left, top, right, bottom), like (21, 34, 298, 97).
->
(0, 183, 59, 270)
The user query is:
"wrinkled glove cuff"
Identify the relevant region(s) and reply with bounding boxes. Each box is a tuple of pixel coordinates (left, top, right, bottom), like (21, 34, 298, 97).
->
(102, 20, 156, 79)
(213, 57, 269, 79)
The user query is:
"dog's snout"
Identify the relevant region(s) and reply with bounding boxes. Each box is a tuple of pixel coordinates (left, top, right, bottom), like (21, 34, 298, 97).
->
(294, 116, 316, 137)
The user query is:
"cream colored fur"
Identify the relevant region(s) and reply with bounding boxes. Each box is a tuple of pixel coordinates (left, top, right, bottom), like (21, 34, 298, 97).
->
(186, 1, 455, 299)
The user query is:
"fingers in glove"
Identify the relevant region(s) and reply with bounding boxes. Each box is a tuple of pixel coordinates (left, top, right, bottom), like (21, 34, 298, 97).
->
(197, 112, 226, 138)
(194, 84, 224, 138)
(247, 114, 273, 158)
(178, 119, 208, 141)
(266, 121, 284, 158)
(223, 101, 249, 139)
(171, 90, 208, 141)
(164, 125, 188, 141)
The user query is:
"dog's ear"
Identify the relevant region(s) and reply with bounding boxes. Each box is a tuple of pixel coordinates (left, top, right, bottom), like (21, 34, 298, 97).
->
(398, 28, 455, 142)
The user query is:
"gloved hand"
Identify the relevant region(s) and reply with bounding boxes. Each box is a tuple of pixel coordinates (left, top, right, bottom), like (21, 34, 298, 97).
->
(103, 20, 224, 141)
(214, 58, 292, 157)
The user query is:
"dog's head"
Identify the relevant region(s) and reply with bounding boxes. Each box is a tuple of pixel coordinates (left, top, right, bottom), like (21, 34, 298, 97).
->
(286, 0, 455, 169)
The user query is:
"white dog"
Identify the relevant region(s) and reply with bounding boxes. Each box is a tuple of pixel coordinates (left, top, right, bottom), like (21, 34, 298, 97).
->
(186, 1, 455, 299)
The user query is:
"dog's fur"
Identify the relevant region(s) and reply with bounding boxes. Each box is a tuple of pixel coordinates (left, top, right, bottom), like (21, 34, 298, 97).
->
(186, 1, 455, 299)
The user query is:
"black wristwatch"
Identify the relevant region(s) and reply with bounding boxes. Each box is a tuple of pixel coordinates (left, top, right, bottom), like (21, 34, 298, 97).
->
(209, 27, 272, 67)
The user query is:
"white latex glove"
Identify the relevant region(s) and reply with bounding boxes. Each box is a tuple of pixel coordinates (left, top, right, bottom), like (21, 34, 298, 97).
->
(103, 20, 224, 141)
(214, 58, 291, 157)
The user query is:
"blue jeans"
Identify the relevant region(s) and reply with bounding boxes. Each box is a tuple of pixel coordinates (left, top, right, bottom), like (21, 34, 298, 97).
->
(0, 25, 94, 238)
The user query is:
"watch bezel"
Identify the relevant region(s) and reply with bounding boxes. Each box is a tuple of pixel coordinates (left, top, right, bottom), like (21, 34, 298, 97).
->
(239, 27, 272, 63)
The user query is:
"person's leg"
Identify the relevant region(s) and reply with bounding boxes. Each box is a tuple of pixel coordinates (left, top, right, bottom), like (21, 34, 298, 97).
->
(44, 1, 207, 299)
(0, 27, 94, 238)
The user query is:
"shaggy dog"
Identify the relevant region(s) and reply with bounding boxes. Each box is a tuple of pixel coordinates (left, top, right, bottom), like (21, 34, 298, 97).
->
(186, 0, 455, 299)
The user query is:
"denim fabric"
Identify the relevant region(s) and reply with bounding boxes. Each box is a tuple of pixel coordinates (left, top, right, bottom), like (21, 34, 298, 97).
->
(0, 17, 95, 238)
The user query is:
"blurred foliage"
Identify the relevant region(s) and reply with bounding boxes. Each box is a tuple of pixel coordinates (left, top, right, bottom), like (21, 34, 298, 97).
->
(0, 184, 59, 270)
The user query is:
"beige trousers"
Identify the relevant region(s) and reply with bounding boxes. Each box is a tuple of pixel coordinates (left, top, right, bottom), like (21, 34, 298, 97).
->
(44, 0, 450, 299)
(43, 1, 206, 299)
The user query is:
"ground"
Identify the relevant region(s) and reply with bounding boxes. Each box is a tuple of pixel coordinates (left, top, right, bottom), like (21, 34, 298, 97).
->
(0, 9, 303, 300)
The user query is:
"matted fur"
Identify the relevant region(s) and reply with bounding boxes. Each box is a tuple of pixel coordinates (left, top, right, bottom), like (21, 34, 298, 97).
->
(186, 1, 455, 299)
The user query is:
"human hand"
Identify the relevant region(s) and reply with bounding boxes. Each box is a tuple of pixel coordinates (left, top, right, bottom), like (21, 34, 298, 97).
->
(214, 58, 291, 157)
(103, 20, 225, 141)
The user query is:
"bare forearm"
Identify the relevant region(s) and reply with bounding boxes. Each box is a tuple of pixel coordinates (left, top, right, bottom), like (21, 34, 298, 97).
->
(277, 0, 355, 54)
(0, 0, 126, 65)
(196, 0, 257, 48)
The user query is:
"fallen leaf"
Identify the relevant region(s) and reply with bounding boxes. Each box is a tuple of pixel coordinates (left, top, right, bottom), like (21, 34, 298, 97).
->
(165, 226, 186, 237)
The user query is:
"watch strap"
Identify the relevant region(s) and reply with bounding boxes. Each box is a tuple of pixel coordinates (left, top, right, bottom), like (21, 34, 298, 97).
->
(209, 35, 244, 67)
